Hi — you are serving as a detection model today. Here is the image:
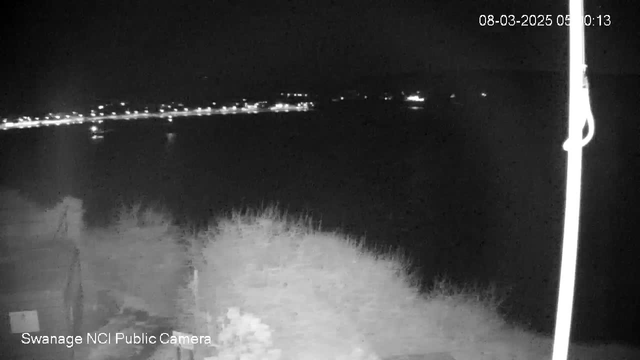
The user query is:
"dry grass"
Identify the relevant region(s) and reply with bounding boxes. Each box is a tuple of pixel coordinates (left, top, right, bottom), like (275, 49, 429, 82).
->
(422, 276, 509, 343)
(175, 206, 525, 360)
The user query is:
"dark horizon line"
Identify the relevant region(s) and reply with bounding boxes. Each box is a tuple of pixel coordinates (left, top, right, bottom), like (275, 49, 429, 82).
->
(2, 68, 638, 115)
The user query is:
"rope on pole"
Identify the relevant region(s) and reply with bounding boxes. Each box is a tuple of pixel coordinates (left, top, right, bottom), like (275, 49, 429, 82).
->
(552, 0, 596, 359)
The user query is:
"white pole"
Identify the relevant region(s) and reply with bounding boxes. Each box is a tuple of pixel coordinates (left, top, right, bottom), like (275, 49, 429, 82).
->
(552, 0, 595, 359)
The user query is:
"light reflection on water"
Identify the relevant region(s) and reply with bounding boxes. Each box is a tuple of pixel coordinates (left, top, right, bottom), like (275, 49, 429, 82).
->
(165, 132, 176, 147)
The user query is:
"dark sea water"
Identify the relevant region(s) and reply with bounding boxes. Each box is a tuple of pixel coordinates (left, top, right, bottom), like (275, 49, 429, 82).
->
(1, 73, 639, 346)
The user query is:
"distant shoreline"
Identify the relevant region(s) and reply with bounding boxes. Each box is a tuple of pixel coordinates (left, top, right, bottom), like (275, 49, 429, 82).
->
(0, 104, 314, 131)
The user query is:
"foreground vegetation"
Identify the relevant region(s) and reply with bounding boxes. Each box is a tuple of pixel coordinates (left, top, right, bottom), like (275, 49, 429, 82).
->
(2, 190, 639, 360)
(172, 207, 537, 360)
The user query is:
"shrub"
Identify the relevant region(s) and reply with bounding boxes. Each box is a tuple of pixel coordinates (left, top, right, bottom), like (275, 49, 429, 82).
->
(177, 206, 451, 359)
(0, 189, 84, 243)
(79, 202, 188, 318)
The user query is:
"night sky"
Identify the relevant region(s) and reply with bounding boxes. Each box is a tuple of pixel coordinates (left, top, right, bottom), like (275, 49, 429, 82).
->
(3, 0, 639, 112)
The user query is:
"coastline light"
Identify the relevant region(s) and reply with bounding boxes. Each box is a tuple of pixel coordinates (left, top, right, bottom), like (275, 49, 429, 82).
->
(406, 95, 425, 102)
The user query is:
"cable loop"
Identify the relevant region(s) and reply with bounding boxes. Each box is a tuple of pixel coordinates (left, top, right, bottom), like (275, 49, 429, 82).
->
(562, 67, 595, 151)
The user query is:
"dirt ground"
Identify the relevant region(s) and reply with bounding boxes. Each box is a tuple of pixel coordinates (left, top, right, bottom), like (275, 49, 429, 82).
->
(73, 295, 174, 360)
